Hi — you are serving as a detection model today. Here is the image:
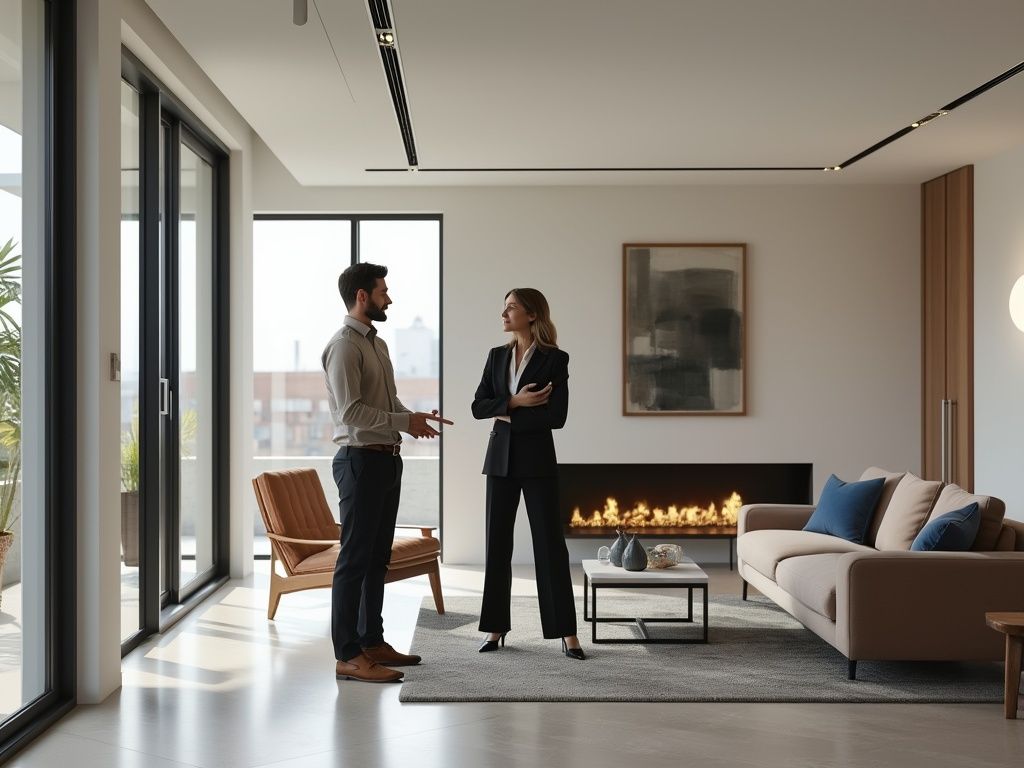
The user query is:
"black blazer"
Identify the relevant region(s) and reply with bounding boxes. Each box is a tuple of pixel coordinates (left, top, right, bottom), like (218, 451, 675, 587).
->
(471, 345, 570, 477)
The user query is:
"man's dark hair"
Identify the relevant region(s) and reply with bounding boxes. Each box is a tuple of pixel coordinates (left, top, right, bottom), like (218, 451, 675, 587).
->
(338, 262, 388, 310)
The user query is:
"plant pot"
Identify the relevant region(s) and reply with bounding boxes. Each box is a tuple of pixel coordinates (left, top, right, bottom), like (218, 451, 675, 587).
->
(0, 530, 12, 612)
(120, 491, 140, 567)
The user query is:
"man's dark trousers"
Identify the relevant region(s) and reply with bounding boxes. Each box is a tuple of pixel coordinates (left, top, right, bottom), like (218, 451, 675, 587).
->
(331, 446, 403, 662)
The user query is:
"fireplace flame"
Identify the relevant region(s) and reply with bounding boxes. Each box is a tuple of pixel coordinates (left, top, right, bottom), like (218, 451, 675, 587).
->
(569, 492, 742, 529)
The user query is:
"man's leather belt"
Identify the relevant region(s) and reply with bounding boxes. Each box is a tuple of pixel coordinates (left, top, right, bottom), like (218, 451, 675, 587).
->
(355, 443, 401, 455)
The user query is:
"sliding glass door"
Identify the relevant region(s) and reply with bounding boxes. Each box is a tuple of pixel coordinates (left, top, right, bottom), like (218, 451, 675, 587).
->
(176, 137, 216, 595)
(121, 52, 229, 652)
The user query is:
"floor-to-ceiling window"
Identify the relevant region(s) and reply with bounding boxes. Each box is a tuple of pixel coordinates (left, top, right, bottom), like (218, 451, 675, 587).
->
(120, 51, 229, 653)
(252, 215, 442, 556)
(0, 0, 76, 760)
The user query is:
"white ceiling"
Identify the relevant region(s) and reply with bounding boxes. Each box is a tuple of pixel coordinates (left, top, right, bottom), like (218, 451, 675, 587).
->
(144, 0, 1024, 186)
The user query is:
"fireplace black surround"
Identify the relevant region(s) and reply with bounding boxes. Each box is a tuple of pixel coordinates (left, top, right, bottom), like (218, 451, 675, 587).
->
(559, 463, 813, 567)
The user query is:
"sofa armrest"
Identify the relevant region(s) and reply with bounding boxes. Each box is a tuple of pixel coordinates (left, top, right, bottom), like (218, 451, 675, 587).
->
(835, 550, 1024, 660)
(738, 504, 816, 536)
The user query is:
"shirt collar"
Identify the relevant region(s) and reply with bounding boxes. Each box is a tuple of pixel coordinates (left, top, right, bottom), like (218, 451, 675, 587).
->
(344, 315, 373, 337)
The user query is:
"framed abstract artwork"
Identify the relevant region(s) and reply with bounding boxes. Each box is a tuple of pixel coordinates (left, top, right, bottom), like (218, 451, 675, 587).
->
(623, 243, 746, 415)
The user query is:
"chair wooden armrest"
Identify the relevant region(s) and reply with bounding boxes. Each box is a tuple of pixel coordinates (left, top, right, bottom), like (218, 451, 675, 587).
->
(396, 524, 437, 538)
(266, 532, 337, 547)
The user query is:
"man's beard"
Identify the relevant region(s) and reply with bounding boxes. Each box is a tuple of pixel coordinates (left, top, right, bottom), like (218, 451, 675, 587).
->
(366, 300, 388, 322)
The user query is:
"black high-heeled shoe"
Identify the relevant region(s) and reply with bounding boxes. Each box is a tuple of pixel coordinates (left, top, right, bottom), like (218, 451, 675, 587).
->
(478, 631, 508, 653)
(561, 638, 586, 660)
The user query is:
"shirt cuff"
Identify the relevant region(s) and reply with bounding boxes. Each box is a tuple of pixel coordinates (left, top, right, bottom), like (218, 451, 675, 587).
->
(390, 412, 411, 432)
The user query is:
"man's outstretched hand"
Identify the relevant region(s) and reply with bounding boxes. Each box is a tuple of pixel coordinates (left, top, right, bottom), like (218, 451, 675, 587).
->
(408, 410, 454, 438)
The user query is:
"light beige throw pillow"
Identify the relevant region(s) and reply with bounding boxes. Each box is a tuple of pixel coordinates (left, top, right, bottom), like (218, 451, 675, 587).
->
(873, 472, 943, 551)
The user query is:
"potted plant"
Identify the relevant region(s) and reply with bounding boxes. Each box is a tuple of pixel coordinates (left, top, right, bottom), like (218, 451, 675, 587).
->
(120, 414, 140, 567)
(119, 406, 196, 567)
(0, 238, 22, 608)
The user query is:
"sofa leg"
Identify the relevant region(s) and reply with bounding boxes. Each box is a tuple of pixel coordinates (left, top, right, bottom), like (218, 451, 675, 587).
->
(742, 580, 748, 601)
(848, 660, 857, 680)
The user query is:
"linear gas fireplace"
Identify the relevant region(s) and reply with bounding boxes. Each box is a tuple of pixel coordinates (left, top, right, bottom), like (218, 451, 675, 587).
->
(559, 463, 813, 567)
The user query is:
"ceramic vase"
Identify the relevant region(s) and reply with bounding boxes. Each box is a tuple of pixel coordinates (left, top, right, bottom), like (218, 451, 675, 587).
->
(622, 535, 648, 571)
(608, 531, 628, 567)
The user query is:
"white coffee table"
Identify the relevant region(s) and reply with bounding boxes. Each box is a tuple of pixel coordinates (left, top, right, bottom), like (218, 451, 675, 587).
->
(582, 557, 709, 644)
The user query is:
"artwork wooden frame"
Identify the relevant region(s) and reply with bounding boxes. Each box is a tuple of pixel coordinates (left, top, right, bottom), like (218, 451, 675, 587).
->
(623, 243, 746, 416)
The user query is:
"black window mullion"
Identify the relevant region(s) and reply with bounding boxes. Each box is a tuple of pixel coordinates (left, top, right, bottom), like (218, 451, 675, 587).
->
(139, 89, 163, 637)
(165, 119, 182, 605)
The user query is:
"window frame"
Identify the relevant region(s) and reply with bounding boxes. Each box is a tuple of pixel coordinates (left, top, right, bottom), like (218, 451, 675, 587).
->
(251, 213, 444, 549)
(0, 0, 78, 758)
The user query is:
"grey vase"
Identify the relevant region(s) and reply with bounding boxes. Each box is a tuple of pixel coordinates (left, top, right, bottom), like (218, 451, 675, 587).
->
(608, 531, 628, 567)
(622, 535, 648, 571)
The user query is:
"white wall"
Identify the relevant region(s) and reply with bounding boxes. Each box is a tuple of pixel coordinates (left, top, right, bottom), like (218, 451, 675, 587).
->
(254, 141, 922, 564)
(975, 143, 1024, 522)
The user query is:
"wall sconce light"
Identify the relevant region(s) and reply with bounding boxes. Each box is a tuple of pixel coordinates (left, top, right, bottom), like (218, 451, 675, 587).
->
(1010, 274, 1024, 332)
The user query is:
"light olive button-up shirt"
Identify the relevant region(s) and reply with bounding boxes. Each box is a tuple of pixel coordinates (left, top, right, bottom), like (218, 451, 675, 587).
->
(322, 315, 411, 446)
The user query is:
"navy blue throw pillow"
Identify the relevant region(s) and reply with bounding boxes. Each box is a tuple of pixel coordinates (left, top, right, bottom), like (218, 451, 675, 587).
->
(911, 503, 980, 552)
(802, 474, 885, 544)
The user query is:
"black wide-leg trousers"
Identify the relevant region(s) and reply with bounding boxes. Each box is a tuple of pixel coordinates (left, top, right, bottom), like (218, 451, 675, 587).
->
(331, 447, 402, 662)
(479, 474, 578, 638)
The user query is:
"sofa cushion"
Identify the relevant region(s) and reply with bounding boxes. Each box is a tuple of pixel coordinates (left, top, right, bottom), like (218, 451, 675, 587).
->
(873, 473, 943, 551)
(994, 525, 1017, 552)
(859, 467, 906, 546)
(911, 503, 980, 551)
(803, 474, 884, 544)
(775, 553, 841, 620)
(926, 485, 1006, 551)
(738, 529, 873, 581)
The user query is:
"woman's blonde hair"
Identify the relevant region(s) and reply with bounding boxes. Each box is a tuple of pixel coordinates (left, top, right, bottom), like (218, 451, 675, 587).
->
(505, 288, 558, 349)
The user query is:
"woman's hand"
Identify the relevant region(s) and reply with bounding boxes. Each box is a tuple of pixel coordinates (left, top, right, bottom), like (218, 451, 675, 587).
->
(509, 382, 552, 409)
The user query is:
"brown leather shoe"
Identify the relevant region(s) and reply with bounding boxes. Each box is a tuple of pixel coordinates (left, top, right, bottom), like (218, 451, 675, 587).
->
(362, 641, 422, 667)
(335, 653, 404, 683)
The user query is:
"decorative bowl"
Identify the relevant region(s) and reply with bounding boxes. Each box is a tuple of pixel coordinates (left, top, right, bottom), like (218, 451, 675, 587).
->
(645, 543, 684, 569)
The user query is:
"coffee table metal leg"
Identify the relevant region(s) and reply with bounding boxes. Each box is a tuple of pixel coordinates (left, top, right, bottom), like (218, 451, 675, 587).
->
(583, 573, 589, 621)
(703, 585, 709, 642)
(688, 586, 693, 620)
(591, 584, 598, 643)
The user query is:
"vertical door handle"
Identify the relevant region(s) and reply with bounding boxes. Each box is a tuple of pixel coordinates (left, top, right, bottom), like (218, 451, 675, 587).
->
(159, 378, 170, 417)
(947, 399, 956, 485)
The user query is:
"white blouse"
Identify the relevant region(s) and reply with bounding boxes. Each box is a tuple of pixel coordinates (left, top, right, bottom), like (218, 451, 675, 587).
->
(497, 343, 536, 423)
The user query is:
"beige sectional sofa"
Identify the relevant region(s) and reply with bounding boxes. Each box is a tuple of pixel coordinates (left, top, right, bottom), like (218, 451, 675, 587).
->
(737, 467, 1024, 679)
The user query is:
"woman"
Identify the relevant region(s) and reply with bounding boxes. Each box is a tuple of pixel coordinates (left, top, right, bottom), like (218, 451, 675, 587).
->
(471, 288, 585, 660)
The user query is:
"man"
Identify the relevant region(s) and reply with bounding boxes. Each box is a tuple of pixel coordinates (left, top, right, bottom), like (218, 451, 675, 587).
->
(323, 262, 452, 683)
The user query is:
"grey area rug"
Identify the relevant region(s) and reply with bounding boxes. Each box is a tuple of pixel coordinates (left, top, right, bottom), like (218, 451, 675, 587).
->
(398, 594, 1004, 703)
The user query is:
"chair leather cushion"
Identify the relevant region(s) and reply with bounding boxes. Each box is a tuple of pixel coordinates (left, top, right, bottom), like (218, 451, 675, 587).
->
(293, 535, 440, 575)
(256, 469, 339, 572)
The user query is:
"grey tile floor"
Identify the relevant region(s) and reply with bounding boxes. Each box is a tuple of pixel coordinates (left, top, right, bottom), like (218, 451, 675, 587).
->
(8, 562, 1023, 767)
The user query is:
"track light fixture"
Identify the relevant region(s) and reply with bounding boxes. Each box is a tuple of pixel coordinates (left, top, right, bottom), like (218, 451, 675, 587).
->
(294, 0, 307, 26)
(910, 110, 948, 129)
(377, 28, 396, 47)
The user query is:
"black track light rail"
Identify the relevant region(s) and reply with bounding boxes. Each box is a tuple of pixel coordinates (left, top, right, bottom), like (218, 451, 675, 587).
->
(368, 0, 418, 166)
(365, 59, 1024, 175)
